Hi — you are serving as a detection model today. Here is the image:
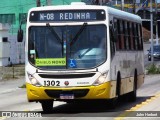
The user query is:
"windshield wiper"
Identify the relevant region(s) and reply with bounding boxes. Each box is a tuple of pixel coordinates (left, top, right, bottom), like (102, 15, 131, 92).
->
(46, 23, 65, 57)
(78, 48, 92, 58)
(70, 22, 87, 46)
(46, 23, 62, 44)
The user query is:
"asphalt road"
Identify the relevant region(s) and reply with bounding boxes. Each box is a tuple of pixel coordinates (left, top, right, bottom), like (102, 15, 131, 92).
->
(0, 74, 160, 120)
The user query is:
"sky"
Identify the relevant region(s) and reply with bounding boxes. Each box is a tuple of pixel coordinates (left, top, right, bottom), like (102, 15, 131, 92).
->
(157, 0, 160, 3)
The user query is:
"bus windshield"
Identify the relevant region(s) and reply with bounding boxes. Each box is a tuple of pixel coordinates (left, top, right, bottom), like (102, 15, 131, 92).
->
(28, 24, 107, 70)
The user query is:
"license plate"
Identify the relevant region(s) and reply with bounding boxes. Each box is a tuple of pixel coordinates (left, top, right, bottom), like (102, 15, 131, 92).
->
(60, 94, 74, 99)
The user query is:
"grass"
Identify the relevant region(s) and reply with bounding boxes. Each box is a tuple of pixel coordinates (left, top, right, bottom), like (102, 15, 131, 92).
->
(2, 75, 19, 80)
(147, 64, 160, 74)
(19, 83, 26, 88)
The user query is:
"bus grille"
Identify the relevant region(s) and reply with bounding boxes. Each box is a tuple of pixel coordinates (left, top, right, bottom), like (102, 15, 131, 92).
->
(45, 89, 89, 98)
(39, 73, 95, 79)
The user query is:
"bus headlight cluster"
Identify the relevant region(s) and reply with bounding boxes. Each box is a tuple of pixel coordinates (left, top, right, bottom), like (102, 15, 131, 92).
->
(93, 72, 108, 86)
(27, 73, 41, 86)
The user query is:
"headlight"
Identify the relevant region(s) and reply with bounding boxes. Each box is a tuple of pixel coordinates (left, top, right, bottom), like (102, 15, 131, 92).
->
(93, 71, 108, 86)
(27, 73, 41, 86)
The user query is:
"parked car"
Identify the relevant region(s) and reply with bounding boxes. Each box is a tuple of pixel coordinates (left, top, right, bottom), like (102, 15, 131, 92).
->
(148, 45, 160, 61)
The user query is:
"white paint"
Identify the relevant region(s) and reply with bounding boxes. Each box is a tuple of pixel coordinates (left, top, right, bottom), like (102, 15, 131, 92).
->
(0, 23, 25, 66)
(0, 23, 10, 66)
(8, 35, 25, 65)
(71, 2, 86, 5)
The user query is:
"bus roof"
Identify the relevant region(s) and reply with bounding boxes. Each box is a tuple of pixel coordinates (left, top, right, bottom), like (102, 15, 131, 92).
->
(106, 7, 141, 23)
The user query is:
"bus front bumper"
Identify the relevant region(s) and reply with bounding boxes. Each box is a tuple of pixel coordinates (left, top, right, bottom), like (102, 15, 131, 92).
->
(26, 82, 112, 102)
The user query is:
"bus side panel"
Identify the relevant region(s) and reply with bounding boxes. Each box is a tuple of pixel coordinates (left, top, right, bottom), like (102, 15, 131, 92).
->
(109, 14, 144, 97)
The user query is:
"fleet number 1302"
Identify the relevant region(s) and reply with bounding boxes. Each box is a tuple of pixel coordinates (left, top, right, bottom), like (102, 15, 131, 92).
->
(44, 80, 60, 86)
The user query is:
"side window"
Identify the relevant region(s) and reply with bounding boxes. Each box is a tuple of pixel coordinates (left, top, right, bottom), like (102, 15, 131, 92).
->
(133, 23, 138, 50)
(111, 38, 115, 58)
(125, 21, 129, 50)
(116, 19, 121, 50)
(138, 24, 143, 50)
(113, 21, 143, 51)
(122, 21, 126, 50)
(110, 19, 117, 57)
(130, 22, 134, 50)
(136, 24, 140, 50)
(139, 24, 143, 50)
(127, 22, 131, 50)
(132, 23, 135, 50)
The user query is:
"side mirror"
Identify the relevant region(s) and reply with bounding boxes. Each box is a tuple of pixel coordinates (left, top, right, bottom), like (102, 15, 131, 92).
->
(17, 29, 23, 42)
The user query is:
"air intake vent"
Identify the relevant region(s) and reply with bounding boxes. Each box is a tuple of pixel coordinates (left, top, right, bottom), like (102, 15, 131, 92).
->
(39, 73, 95, 79)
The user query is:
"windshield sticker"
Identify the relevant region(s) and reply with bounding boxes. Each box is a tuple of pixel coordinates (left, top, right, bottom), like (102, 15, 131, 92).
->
(36, 58, 66, 66)
(69, 59, 77, 68)
(30, 50, 36, 54)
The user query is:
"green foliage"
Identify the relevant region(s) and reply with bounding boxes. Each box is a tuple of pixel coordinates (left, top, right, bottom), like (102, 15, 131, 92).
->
(19, 84, 26, 88)
(147, 64, 160, 74)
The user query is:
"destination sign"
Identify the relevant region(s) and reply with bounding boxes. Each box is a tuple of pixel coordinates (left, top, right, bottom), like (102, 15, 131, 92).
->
(29, 10, 105, 22)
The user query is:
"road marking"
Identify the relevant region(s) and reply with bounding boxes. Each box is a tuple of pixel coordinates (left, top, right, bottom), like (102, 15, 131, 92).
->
(0, 116, 7, 120)
(141, 102, 148, 105)
(21, 101, 66, 112)
(0, 88, 20, 94)
(114, 92, 160, 120)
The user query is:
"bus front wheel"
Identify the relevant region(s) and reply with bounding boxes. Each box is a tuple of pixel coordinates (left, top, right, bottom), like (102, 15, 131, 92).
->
(41, 100, 54, 113)
(108, 72, 121, 109)
(128, 71, 137, 102)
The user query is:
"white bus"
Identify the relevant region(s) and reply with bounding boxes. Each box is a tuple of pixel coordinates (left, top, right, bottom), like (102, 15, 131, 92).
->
(25, 2, 144, 112)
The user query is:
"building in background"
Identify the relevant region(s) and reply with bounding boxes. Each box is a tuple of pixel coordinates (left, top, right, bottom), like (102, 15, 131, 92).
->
(0, 0, 80, 65)
(83, 0, 160, 37)
(0, 0, 159, 65)
(83, 0, 158, 14)
(0, 0, 80, 35)
(0, 0, 159, 35)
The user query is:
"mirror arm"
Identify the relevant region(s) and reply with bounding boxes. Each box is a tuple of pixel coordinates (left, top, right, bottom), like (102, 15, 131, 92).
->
(19, 21, 22, 30)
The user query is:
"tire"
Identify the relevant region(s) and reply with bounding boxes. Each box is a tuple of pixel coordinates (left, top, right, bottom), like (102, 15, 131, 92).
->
(128, 71, 137, 102)
(41, 100, 54, 113)
(116, 72, 121, 97)
(108, 97, 118, 109)
(109, 72, 121, 109)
